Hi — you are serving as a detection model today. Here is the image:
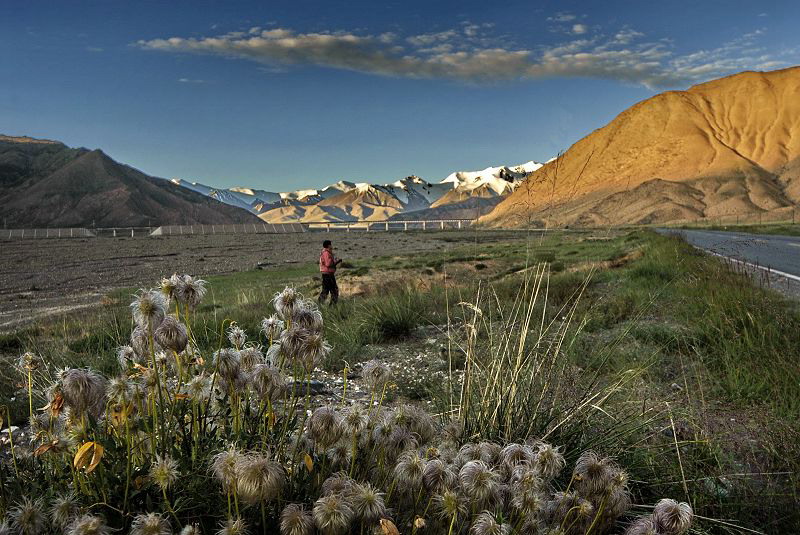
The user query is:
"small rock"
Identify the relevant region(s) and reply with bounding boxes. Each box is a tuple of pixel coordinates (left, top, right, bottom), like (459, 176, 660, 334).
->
(670, 382, 682, 391)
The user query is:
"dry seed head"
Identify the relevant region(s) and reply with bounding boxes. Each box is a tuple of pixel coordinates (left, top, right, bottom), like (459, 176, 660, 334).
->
(106, 376, 133, 404)
(291, 299, 324, 332)
(18, 351, 41, 372)
(211, 445, 243, 492)
(500, 443, 535, 469)
(130, 513, 172, 535)
(59, 368, 107, 418)
(361, 360, 392, 391)
(9, 497, 47, 535)
(299, 331, 330, 371)
(273, 286, 300, 320)
(0, 520, 11, 535)
(186, 374, 211, 401)
(325, 441, 353, 469)
(280, 504, 314, 535)
(533, 442, 565, 481)
(174, 275, 207, 309)
(238, 346, 264, 373)
(572, 450, 616, 496)
(66, 514, 110, 535)
(434, 489, 467, 521)
(312, 494, 353, 535)
(653, 499, 693, 535)
(180, 524, 202, 535)
(250, 363, 286, 401)
(216, 518, 248, 535)
(321, 472, 356, 498)
(351, 482, 387, 524)
(49, 493, 80, 528)
(623, 517, 659, 535)
(150, 455, 179, 491)
(131, 289, 168, 328)
(423, 459, 457, 493)
(116, 345, 137, 369)
(459, 460, 501, 508)
(160, 274, 180, 302)
(154, 316, 189, 353)
(342, 404, 368, 434)
(227, 324, 247, 348)
(394, 450, 426, 489)
(213, 348, 241, 381)
(235, 453, 286, 504)
(130, 326, 155, 361)
(469, 511, 511, 535)
(260, 314, 285, 341)
(309, 406, 344, 448)
(279, 327, 309, 361)
(476, 441, 501, 464)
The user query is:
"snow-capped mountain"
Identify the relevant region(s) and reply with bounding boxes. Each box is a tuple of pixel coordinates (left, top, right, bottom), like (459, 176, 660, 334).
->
(171, 160, 545, 223)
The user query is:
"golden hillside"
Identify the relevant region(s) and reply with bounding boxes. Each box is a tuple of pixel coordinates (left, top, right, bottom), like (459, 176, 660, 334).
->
(481, 66, 800, 227)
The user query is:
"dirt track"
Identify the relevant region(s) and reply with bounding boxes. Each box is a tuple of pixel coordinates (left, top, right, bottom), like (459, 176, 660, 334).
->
(0, 230, 523, 331)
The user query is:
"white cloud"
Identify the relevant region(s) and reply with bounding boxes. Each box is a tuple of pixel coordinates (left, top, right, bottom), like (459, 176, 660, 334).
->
(571, 24, 588, 35)
(178, 78, 207, 83)
(136, 22, 792, 89)
(548, 12, 577, 22)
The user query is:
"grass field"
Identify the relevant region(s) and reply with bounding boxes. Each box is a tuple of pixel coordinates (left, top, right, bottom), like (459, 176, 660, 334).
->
(1, 229, 798, 533)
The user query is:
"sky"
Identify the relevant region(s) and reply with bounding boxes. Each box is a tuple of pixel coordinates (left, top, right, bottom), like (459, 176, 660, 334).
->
(2, 0, 799, 192)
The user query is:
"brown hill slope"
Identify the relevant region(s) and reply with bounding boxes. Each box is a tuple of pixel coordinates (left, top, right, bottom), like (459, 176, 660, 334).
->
(0, 136, 260, 227)
(481, 67, 800, 227)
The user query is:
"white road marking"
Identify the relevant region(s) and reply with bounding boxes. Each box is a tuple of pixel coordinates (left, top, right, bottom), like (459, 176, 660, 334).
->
(699, 249, 800, 283)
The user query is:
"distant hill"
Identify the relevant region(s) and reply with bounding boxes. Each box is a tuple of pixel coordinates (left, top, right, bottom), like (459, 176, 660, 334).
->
(481, 66, 800, 227)
(0, 135, 260, 227)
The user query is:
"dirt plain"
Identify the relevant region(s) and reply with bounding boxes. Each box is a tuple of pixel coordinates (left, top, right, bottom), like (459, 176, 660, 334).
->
(0, 229, 526, 331)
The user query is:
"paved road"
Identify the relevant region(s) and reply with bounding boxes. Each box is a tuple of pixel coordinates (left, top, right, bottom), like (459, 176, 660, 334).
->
(656, 228, 800, 280)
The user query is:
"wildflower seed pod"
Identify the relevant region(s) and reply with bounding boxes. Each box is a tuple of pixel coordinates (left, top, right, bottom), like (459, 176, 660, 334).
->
(131, 289, 168, 329)
(273, 287, 300, 320)
(313, 494, 353, 535)
(280, 504, 314, 535)
(154, 316, 189, 353)
(66, 514, 110, 535)
(174, 274, 207, 310)
(652, 499, 693, 535)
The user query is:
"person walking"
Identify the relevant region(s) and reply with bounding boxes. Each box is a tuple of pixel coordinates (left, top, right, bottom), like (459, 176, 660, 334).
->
(319, 239, 342, 305)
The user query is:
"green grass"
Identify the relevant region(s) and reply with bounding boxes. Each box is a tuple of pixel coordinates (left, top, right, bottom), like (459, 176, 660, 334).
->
(2, 229, 799, 531)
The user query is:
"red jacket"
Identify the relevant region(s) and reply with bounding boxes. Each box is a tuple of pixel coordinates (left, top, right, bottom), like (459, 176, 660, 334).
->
(320, 248, 337, 274)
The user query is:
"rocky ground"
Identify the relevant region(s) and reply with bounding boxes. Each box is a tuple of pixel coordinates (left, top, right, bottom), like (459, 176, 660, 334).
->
(0, 229, 524, 331)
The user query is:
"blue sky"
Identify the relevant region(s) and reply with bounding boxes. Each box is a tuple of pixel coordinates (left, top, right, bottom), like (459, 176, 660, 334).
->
(2, 0, 798, 191)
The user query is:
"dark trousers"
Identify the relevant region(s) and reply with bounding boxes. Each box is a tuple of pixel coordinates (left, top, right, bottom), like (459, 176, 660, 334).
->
(319, 273, 339, 304)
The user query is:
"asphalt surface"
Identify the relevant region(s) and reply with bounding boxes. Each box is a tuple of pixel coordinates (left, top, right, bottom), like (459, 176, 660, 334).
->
(657, 228, 800, 280)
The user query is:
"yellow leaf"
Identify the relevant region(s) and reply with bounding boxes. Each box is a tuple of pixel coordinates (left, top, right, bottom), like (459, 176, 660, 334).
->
(303, 453, 314, 473)
(73, 441, 95, 470)
(87, 443, 104, 473)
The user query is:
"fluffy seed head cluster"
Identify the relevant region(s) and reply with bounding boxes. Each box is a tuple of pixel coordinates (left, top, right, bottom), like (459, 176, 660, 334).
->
(180, 524, 202, 535)
(9, 497, 47, 535)
(273, 286, 300, 320)
(130, 514, 171, 535)
(227, 324, 247, 348)
(291, 299, 324, 332)
(49, 493, 80, 528)
(66, 514, 110, 535)
(361, 360, 392, 391)
(173, 274, 207, 309)
(18, 351, 41, 372)
(213, 348, 241, 383)
(469, 511, 511, 535)
(459, 460, 501, 508)
(394, 450, 426, 489)
(652, 499, 693, 535)
(235, 453, 286, 504)
(217, 518, 248, 535)
(238, 346, 264, 372)
(149, 455, 179, 491)
(211, 445, 243, 492)
(533, 442, 566, 481)
(261, 314, 285, 341)
(280, 504, 314, 535)
(131, 289, 168, 328)
(309, 406, 344, 448)
(154, 316, 189, 353)
(58, 368, 107, 418)
(116, 345, 138, 369)
(312, 494, 353, 535)
(351, 482, 386, 524)
(250, 363, 286, 401)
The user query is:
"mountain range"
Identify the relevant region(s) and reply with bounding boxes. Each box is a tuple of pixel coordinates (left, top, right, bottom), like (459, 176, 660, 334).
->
(0, 135, 260, 228)
(481, 66, 800, 227)
(170, 161, 544, 223)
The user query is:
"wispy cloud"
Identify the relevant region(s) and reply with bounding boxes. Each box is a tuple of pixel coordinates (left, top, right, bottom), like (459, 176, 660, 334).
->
(136, 21, 792, 89)
(86, 46, 104, 53)
(178, 77, 207, 83)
